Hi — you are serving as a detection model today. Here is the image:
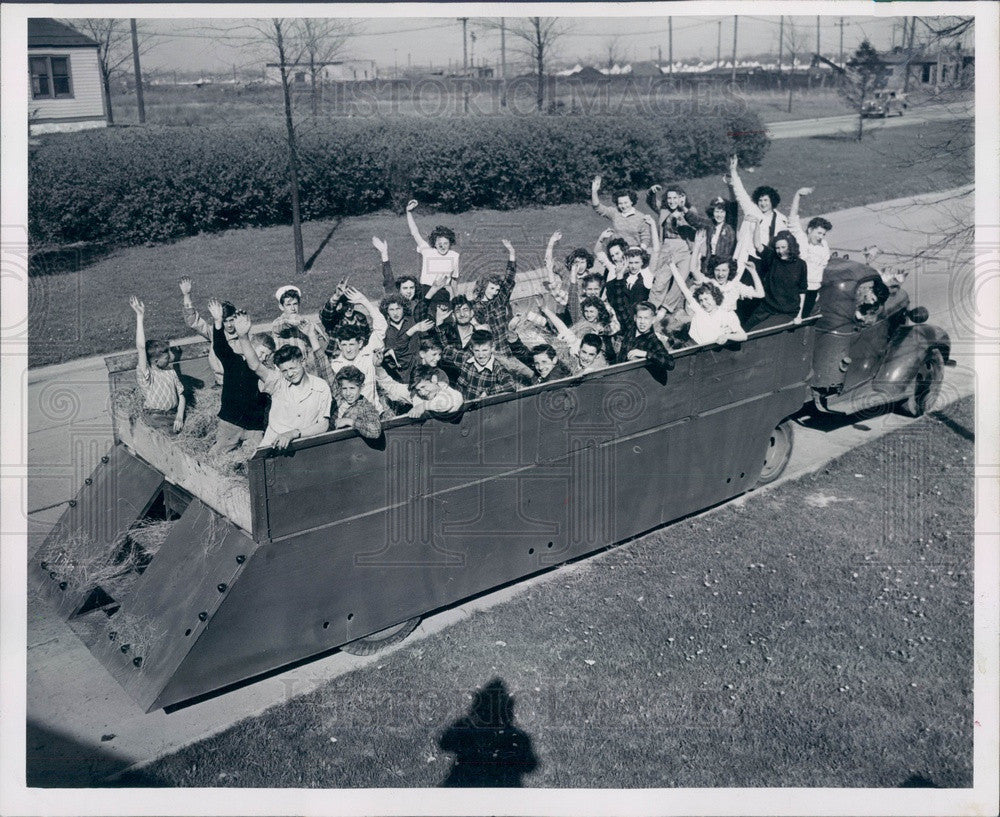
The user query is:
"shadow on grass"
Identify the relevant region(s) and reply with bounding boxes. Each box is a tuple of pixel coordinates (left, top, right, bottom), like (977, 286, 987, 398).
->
(304, 218, 343, 273)
(928, 409, 974, 442)
(899, 773, 940, 788)
(438, 677, 538, 787)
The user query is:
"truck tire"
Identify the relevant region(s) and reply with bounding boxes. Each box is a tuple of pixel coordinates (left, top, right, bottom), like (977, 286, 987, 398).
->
(340, 617, 421, 656)
(755, 420, 795, 487)
(901, 349, 944, 417)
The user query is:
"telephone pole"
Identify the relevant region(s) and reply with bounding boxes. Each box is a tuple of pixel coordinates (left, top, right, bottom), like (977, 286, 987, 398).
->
(716, 20, 722, 66)
(129, 19, 145, 124)
(839, 17, 844, 65)
(500, 17, 507, 108)
(731, 15, 738, 84)
(816, 15, 821, 57)
(459, 17, 468, 70)
(668, 18, 673, 75)
(903, 15, 917, 93)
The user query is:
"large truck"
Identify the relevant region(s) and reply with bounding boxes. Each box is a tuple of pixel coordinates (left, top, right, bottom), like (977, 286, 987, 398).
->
(31, 255, 948, 712)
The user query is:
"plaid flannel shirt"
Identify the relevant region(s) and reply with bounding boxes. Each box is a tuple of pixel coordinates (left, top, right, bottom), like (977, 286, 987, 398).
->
(473, 259, 517, 351)
(456, 356, 516, 400)
(335, 395, 382, 439)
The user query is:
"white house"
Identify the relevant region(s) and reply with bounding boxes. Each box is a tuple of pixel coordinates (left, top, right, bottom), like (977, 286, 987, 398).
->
(28, 18, 108, 134)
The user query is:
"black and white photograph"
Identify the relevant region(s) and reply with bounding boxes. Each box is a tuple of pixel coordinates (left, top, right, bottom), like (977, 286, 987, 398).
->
(1, 2, 997, 815)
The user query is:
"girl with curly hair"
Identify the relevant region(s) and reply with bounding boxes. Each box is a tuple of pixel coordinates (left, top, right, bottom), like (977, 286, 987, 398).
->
(405, 199, 460, 289)
(745, 230, 809, 330)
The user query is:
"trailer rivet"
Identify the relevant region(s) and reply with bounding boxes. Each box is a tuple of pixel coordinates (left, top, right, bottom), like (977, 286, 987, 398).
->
(109, 631, 117, 641)
(49, 571, 57, 580)
(133, 657, 143, 668)
(85, 478, 92, 485)
(236, 555, 246, 564)
(58, 581, 67, 590)
(40, 561, 48, 570)
(120, 644, 130, 653)
(217, 583, 227, 593)
(101, 456, 109, 464)
(68, 500, 77, 508)
(198, 611, 208, 621)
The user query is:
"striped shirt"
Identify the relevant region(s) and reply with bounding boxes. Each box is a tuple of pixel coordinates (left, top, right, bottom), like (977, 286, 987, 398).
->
(137, 365, 183, 411)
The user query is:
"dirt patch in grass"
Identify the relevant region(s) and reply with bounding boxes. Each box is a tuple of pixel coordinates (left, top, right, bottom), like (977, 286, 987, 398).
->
(115, 396, 974, 789)
(29, 121, 971, 368)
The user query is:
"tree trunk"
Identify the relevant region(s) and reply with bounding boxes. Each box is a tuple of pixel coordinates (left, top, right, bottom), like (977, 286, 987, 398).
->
(310, 53, 318, 118)
(535, 20, 544, 112)
(275, 22, 305, 275)
(101, 64, 115, 124)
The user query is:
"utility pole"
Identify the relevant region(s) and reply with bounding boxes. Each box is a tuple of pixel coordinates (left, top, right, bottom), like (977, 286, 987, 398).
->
(500, 17, 507, 108)
(778, 15, 784, 73)
(459, 17, 468, 70)
(731, 15, 738, 84)
(668, 18, 673, 75)
(716, 20, 722, 67)
(816, 15, 821, 57)
(129, 19, 146, 124)
(839, 17, 844, 65)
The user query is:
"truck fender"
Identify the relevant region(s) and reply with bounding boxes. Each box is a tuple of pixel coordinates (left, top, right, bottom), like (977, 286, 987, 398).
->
(877, 323, 951, 392)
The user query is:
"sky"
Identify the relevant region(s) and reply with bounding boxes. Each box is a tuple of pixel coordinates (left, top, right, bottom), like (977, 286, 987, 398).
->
(76, 14, 941, 77)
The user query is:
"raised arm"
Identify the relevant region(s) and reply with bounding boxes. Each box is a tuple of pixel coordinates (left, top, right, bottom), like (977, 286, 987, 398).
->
(405, 200, 429, 249)
(729, 155, 763, 222)
(645, 214, 661, 271)
(541, 306, 580, 354)
(646, 184, 663, 215)
(233, 313, 269, 380)
(590, 175, 602, 208)
(130, 297, 149, 376)
(744, 260, 765, 299)
(545, 232, 561, 287)
(788, 187, 811, 238)
(670, 262, 701, 314)
(344, 286, 387, 348)
(178, 277, 211, 340)
(208, 299, 238, 364)
(689, 230, 709, 283)
(499, 240, 518, 302)
(372, 236, 395, 296)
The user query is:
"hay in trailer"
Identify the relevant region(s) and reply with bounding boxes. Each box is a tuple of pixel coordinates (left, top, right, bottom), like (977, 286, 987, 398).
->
(35, 518, 178, 602)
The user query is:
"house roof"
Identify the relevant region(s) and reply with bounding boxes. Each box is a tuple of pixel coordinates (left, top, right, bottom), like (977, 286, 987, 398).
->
(28, 18, 99, 48)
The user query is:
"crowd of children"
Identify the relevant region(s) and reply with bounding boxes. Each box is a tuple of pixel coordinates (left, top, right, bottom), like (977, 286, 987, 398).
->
(128, 156, 875, 455)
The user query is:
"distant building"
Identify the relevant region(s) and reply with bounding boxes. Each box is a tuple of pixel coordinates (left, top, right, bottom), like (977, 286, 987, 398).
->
(265, 60, 379, 86)
(28, 18, 108, 135)
(881, 45, 974, 89)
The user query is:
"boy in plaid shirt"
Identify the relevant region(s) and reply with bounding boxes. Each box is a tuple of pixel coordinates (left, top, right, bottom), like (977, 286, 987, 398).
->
(332, 366, 383, 440)
(472, 240, 518, 354)
(456, 330, 517, 400)
(129, 296, 186, 433)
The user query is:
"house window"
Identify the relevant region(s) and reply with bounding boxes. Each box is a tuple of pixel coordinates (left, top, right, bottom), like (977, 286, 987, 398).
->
(30, 55, 74, 99)
(921, 63, 932, 83)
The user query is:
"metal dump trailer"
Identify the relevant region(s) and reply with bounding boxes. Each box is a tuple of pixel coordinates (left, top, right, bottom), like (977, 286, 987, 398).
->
(32, 321, 816, 711)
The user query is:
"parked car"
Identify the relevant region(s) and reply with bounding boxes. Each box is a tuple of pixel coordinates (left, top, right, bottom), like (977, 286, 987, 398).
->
(862, 89, 908, 117)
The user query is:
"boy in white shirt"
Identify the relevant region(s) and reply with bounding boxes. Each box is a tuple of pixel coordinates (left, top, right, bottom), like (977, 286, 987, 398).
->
(407, 365, 464, 419)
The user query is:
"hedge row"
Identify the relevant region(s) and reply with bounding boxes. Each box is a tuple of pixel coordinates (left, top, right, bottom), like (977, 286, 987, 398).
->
(28, 112, 769, 250)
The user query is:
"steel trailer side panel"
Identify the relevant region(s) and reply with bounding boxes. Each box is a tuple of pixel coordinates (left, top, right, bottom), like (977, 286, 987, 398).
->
(150, 330, 811, 708)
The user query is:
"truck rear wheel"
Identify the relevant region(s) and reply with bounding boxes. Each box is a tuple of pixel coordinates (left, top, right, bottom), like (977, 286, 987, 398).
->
(755, 420, 795, 487)
(902, 349, 944, 417)
(340, 617, 421, 656)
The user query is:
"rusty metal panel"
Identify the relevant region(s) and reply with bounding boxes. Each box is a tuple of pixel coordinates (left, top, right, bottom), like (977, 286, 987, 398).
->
(81, 499, 256, 712)
(30, 444, 163, 619)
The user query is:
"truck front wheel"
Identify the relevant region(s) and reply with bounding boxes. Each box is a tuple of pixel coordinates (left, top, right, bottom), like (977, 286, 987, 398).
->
(755, 420, 795, 487)
(902, 349, 944, 417)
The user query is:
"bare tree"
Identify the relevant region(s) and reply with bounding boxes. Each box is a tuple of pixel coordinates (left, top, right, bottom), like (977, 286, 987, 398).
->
(602, 35, 629, 72)
(298, 18, 357, 117)
(839, 40, 891, 141)
(66, 19, 133, 124)
(782, 19, 812, 113)
(482, 17, 572, 112)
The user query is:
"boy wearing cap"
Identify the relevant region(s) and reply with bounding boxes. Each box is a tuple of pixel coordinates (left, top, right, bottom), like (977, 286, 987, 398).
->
(272, 285, 328, 374)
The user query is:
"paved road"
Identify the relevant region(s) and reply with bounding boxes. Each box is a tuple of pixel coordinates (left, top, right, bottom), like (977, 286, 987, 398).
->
(19, 188, 981, 785)
(766, 99, 974, 140)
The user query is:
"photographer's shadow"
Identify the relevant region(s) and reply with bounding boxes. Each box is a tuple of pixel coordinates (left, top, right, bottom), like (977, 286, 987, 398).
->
(438, 677, 538, 787)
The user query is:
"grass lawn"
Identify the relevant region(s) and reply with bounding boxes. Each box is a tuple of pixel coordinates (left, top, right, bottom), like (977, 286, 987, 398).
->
(29, 121, 971, 368)
(115, 396, 974, 788)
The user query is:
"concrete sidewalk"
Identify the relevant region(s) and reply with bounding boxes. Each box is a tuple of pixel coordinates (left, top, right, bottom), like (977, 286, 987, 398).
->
(21, 187, 978, 785)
